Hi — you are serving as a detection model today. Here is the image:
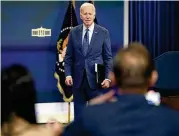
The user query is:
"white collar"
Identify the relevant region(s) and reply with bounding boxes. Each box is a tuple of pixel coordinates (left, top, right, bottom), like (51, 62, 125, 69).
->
(83, 23, 95, 32)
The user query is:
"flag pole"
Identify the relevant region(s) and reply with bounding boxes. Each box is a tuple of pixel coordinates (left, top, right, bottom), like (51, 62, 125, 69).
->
(72, 0, 75, 8)
(67, 94, 71, 123)
(67, 0, 76, 124)
(55, 0, 78, 124)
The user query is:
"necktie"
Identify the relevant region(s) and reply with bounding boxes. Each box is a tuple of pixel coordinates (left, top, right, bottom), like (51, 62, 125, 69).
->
(83, 29, 89, 56)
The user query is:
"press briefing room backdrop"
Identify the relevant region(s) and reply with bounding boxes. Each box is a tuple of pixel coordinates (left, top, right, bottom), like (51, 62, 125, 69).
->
(1, 1, 126, 103)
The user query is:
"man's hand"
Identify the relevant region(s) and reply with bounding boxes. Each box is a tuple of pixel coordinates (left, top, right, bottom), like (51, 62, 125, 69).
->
(89, 90, 117, 105)
(101, 79, 110, 88)
(65, 77, 73, 86)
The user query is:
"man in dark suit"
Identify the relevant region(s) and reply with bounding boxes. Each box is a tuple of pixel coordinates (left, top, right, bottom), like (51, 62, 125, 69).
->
(62, 42, 179, 136)
(64, 2, 113, 118)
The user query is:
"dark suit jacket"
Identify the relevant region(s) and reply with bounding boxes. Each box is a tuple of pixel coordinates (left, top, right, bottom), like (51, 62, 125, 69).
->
(62, 94, 179, 136)
(64, 24, 113, 89)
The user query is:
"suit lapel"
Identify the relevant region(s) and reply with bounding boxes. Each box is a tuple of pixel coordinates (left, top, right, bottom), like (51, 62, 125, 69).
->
(76, 24, 83, 53)
(87, 24, 99, 55)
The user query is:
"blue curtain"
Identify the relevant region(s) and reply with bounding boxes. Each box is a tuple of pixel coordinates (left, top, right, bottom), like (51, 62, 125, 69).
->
(129, 1, 179, 58)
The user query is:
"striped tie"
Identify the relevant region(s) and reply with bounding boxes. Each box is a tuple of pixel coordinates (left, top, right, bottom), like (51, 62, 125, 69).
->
(83, 29, 89, 56)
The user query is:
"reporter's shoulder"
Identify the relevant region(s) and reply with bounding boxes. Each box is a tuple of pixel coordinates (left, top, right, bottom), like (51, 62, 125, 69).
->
(24, 123, 63, 136)
(159, 105, 179, 120)
(83, 102, 114, 116)
(21, 126, 54, 136)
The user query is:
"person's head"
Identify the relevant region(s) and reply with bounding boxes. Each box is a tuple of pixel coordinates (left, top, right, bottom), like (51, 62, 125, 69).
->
(80, 2, 96, 28)
(111, 42, 158, 93)
(1, 64, 37, 126)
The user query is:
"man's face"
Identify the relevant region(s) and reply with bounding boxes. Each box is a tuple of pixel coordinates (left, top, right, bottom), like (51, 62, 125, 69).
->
(80, 5, 95, 27)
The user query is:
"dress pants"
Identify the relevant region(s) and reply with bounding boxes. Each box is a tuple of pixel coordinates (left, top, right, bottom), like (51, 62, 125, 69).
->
(72, 70, 102, 119)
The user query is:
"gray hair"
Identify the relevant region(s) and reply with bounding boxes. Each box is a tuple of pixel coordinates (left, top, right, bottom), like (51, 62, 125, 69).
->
(80, 2, 96, 16)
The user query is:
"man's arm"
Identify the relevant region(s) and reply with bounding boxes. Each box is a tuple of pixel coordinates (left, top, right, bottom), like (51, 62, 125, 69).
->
(64, 30, 74, 77)
(103, 29, 113, 80)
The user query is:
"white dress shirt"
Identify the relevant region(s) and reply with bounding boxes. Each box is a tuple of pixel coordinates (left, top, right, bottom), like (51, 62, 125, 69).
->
(82, 23, 94, 45)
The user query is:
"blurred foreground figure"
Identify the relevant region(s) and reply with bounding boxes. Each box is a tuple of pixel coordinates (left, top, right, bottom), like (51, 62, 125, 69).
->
(1, 64, 62, 136)
(62, 42, 179, 136)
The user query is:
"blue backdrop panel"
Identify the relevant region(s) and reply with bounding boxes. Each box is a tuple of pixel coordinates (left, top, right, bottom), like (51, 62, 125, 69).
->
(1, 1, 124, 102)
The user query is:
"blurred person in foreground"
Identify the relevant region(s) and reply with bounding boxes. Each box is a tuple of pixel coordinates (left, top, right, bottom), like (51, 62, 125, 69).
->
(61, 42, 179, 136)
(1, 64, 62, 136)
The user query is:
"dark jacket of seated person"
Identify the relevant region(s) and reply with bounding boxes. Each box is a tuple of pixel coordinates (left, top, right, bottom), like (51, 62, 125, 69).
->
(62, 42, 179, 136)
